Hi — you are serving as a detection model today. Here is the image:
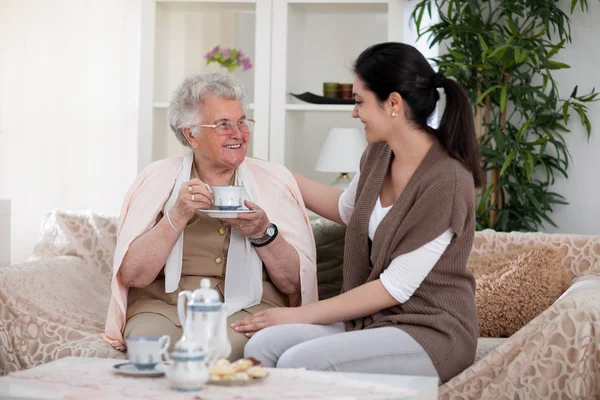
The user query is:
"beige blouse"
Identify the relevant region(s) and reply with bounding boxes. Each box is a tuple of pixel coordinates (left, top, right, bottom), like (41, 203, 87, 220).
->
(126, 165, 288, 327)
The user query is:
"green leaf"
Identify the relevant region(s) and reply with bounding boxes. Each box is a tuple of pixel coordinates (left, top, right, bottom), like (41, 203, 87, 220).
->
(514, 47, 521, 64)
(571, 0, 579, 13)
(570, 85, 578, 98)
(507, 18, 519, 36)
(500, 151, 517, 176)
(526, 153, 535, 182)
(487, 44, 509, 60)
(517, 119, 532, 140)
(477, 85, 502, 104)
(580, 92, 599, 102)
(525, 190, 543, 213)
(448, 0, 454, 20)
(415, 3, 426, 33)
(562, 102, 570, 124)
(500, 85, 508, 113)
(547, 61, 571, 70)
(547, 40, 566, 59)
(528, 26, 547, 40)
(478, 34, 489, 53)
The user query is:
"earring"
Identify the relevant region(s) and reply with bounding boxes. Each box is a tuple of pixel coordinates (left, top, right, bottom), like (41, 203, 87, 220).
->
(391, 112, 397, 118)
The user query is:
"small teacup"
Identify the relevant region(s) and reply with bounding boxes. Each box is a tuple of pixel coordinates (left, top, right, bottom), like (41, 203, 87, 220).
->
(211, 185, 244, 210)
(126, 336, 170, 370)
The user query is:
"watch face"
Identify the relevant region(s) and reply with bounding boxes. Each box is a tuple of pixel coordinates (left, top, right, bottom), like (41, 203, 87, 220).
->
(266, 226, 275, 236)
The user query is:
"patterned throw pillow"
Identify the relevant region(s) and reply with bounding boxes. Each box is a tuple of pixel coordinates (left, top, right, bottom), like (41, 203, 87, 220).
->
(30, 210, 118, 279)
(468, 246, 570, 338)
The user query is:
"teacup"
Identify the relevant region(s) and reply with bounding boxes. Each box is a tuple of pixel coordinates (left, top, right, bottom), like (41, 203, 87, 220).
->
(211, 185, 245, 210)
(126, 336, 170, 370)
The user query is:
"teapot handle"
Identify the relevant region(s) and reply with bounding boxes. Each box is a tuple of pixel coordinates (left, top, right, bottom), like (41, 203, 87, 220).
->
(177, 291, 192, 328)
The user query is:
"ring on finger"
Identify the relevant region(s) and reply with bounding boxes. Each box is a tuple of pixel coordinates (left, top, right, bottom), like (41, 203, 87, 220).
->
(188, 185, 193, 193)
(191, 194, 195, 201)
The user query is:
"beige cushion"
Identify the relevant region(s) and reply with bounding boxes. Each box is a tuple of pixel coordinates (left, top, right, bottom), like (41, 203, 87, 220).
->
(468, 246, 569, 338)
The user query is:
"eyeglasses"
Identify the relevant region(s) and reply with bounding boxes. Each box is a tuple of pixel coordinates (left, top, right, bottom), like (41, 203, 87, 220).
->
(194, 119, 255, 135)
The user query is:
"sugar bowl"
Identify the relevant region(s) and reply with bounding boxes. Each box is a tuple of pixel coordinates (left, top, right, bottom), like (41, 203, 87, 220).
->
(166, 345, 209, 392)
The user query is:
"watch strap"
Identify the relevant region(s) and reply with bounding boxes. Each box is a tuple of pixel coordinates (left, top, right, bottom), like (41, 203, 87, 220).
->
(250, 223, 278, 248)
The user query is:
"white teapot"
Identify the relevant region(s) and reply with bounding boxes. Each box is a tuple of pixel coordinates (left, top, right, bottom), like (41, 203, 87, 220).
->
(177, 278, 231, 364)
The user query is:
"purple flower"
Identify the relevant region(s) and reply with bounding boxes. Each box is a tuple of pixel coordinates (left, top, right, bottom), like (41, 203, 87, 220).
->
(205, 45, 251, 72)
(205, 45, 221, 60)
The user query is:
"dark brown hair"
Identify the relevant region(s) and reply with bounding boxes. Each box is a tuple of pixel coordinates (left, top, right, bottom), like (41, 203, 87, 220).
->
(354, 42, 482, 187)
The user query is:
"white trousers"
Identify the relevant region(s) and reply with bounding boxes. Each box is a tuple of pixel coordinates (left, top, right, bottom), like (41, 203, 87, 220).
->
(244, 322, 439, 379)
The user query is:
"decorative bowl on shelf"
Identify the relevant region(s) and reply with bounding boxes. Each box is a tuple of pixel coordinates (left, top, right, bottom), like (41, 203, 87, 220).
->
(290, 92, 355, 105)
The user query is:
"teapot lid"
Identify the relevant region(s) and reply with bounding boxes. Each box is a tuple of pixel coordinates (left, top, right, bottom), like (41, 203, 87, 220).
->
(190, 278, 222, 311)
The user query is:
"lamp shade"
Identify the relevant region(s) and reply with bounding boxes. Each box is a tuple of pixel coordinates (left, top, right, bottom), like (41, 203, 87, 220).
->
(314, 128, 367, 173)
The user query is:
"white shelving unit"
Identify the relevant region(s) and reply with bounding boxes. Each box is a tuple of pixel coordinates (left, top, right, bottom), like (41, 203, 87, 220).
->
(269, 0, 407, 184)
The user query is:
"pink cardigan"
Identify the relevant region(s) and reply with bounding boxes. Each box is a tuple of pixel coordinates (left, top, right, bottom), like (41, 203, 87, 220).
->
(103, 156, 318, 350)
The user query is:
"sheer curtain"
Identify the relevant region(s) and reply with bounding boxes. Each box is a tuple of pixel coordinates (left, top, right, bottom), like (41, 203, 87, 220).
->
(0, 0, 142, 263)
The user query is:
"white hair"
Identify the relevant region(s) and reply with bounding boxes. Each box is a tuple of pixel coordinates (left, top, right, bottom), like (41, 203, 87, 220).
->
(167, 72, 245, 147)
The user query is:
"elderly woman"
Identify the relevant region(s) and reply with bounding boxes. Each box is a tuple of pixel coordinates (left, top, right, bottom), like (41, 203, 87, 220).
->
(103, 72, 317, 360)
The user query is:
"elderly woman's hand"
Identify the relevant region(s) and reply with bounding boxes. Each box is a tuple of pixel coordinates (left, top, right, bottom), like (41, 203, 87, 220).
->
(221, 200, 271, 239)
(171, 178, 214, 221)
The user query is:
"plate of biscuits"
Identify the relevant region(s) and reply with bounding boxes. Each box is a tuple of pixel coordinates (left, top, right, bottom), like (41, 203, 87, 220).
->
(208, 357, 269, 386)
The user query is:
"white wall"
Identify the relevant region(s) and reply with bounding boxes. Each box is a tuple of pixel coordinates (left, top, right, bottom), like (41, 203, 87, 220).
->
(0, 0, 143, 263)
(544, 1, 600, 235)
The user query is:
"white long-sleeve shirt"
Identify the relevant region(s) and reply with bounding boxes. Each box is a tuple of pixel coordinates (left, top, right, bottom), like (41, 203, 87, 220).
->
(338, 169, 454, 303)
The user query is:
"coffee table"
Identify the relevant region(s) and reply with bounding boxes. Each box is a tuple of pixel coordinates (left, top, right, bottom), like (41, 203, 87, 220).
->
(0, 357, 438, 400)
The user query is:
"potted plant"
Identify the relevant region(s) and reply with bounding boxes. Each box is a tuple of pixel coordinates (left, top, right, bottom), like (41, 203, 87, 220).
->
(204, 45, 252, 73)
(412, 0, 598, 231)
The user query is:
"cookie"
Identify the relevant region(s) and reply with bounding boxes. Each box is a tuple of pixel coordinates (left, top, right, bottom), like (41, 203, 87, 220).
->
(231, 358, 253, 372)
(231, 372, 251, 381)
(214, 359, 231, 368)
(246, 366, 267, 378)
(209, 364, 235, 376)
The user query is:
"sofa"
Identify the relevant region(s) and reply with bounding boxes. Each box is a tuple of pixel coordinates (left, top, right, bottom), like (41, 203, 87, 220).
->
(1, 210, 599, 399)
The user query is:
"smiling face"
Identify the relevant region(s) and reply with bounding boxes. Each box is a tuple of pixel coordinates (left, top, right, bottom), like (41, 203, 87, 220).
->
(192, 95, 249, 170)
(351, 75, 397, 144)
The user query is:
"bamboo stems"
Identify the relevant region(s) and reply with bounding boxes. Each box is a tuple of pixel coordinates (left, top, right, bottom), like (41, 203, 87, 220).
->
(489, 73, 509, 228)
(475, 70, 483, 204)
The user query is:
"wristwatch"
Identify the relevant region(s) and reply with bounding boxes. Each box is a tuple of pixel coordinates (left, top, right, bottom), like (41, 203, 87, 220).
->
(249, 223, 278, 247)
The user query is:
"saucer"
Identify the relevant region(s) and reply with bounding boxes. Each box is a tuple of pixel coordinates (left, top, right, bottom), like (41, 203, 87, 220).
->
(197, 209, 257, 218)
(112, 362, 168, 377)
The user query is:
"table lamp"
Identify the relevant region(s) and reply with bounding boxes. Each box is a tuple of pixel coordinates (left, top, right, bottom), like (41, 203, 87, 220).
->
(314, 128, 367, 189)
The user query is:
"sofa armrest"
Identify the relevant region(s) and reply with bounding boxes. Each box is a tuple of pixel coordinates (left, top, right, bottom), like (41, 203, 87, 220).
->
(472, 230, 600, 279)
(0, 256, 119, 375)
(440, 277, 600, 399)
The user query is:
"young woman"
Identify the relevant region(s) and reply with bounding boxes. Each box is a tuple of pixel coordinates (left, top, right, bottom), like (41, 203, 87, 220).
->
(232, 42, 482, 383)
